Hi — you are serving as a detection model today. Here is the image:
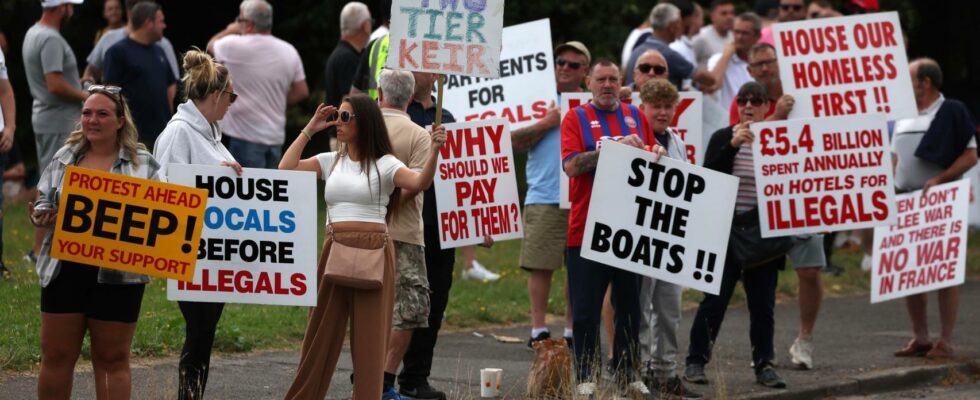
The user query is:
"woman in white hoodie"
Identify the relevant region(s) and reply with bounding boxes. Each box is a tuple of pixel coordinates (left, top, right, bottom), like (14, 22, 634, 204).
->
(153, 49, 242, 400)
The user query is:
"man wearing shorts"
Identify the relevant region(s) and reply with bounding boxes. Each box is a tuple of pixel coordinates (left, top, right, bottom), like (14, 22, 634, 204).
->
(377, 69, 432, 399)
(786, 235, 826, 370)
(515, 41, 590, 347)
(23, 0, 88, 261)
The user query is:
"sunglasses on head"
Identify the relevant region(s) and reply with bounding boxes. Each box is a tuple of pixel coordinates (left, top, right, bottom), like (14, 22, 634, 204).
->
(88, 84, 122, 95)
(637, 63, 667, 75)
(780, 4, 803, 11)
(736, 96, 767, 107)
(555, 58, 584, 70)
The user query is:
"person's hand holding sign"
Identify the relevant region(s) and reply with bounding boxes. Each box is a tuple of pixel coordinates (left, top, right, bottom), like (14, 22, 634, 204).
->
(29, 201, 57, 227)
(731, 122, 755, 148)
(430, 125, 447, 151)
(772, 94, 796, 121)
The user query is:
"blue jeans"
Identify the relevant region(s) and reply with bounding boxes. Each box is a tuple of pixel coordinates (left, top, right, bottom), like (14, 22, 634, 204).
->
(227, 137, 282, 169)
(566, 247, 641, 382)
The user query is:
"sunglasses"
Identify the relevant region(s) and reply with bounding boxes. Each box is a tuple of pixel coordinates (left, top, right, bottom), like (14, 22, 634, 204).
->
(223, 90, 238, 104)
(736, 96, 767, 107)
(750, 59, 776, 69)
(329, 110, 357, 123)
(637, 63, 668, 75)
(780, 4, 803, 11)
(88, 84, 122, 95)
(555, 58, 584, 70)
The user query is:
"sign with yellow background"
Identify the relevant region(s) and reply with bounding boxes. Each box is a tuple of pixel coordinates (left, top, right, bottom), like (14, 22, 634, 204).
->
(51, 166, 208, 281)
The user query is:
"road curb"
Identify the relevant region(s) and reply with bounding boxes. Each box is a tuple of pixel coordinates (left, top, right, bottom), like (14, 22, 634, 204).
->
(741, 359, 980, 400)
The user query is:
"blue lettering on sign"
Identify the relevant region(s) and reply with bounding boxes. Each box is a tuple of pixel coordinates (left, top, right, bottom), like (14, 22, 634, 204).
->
(203, 206, 297, 233)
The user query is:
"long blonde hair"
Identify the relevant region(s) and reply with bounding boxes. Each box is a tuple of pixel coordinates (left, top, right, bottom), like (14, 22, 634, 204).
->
(181, 48, 231, 101)
(65, 89, 145, 166)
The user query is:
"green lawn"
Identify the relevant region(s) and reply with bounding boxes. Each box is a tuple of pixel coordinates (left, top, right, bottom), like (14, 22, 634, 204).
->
(3, 196, 980, 372)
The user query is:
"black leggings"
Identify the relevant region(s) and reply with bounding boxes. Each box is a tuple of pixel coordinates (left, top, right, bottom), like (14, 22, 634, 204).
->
(178, 301, 224, 400)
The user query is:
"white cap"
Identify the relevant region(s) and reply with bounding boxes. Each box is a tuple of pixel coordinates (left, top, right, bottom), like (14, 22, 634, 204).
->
(40, 0, 83, 8)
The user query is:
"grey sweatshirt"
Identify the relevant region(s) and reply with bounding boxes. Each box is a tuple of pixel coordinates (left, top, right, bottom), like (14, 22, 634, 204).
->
(154, 100, 236, 181)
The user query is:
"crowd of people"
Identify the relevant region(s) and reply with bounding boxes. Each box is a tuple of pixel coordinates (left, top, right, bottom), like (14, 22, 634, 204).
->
(0, 0, 973, 399)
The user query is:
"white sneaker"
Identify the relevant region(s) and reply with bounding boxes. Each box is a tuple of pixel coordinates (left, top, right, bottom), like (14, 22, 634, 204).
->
(789, 336, 814, 370)
(462, 260, 500, 281)
(861, 254, 872, 272)
(623, 380, 651, 399)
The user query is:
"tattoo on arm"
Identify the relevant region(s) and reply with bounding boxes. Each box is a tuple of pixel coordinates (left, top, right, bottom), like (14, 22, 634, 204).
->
(573, 151, 600, 175)
(511, 126, 542, 151)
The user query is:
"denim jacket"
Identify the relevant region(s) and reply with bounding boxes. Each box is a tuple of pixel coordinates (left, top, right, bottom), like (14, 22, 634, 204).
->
(35, 143, 161, 287)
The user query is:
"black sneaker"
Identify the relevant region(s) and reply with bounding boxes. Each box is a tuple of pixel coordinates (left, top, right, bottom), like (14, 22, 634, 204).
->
(755, 365, 787, 389)
(683, 364, 708, 384)
(527, 330, 551, 348)
(657, 376, 703, 399)
(399, 383, 447, 400)
(822, 263, 844, 276)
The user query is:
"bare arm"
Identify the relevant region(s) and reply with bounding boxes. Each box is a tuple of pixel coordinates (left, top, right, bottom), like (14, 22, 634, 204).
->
(0, 78, 16, 152)
(393, 126, 447, 192)
(279, 103, 337, 176)
(45, 72, 87, 102)
(924, 147, 979, 192)
(287, 80, 310, 106)
(511, 102, 559, 152)
(563, 151, 600, 177)
(207, 22, 241, 54)
(167, 83, 176, 114)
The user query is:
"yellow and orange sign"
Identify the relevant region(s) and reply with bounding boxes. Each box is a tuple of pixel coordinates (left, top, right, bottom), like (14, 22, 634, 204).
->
(51, 166, 208, 281)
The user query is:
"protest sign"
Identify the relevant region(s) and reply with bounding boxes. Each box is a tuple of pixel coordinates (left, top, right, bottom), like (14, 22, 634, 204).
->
(752, 114, 896, 237)
(967, 165, 980, 227)
(773, 12, 915, 120)
(581, 140, 738, 295)
(167, 166, 318, 306)
(387, 0, 504, 78)
(558, 91, 704, 209)
(435, 118, 522, 248)
(443, 19, 555, 130)
(51, 166, 207, 281)
(872, 180, 968, 303)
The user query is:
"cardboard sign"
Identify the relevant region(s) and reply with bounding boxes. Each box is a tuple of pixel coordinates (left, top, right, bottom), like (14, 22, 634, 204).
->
(443, 19, 556, 129)
(435, 119, 523, 248)
(872, 180, 968, 303)
(558, 91, 704, 209)
(581, 140, 738, 295)
(387, 0, 505, 78)
(752, 114, 896, 237)
(167, 166, 318, 306)
(51, 166, 207, 281)
(773, 12, 915, 120)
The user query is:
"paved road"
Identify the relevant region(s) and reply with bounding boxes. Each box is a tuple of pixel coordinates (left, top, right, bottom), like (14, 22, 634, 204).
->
(3, 282, 979, 399)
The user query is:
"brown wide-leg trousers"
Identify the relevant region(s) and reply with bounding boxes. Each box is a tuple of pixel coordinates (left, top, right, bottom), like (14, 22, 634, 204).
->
(285, 222, 395, 400)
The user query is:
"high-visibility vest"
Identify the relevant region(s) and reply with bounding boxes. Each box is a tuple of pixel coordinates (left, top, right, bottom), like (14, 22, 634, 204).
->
(366, 34, 389, 100)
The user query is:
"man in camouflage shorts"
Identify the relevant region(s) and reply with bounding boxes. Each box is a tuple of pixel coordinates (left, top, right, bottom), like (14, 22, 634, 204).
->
(377, 69, 433, 398)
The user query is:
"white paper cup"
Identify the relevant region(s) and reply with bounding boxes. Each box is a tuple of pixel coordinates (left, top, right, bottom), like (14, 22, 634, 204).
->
(480, 368, 502, 398)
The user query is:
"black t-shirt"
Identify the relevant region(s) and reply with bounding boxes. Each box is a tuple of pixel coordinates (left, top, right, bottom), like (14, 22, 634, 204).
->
(104, 37, 176, 145)
(324, 40, 362, 107)
(407, 98, 455, 250)
(655, 131, 670, 148)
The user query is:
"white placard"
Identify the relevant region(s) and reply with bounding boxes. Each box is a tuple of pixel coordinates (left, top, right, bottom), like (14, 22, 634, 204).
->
(167, 165, 318, 306)
(434, 118, 523, 248)
(751, 114, 897, 237)
(442, 19, 556, 130)
(773, 11, 916, 120)
(580, 140, 738, 295)
(387, 0, 504, 78)
(872, 180, 968, 303)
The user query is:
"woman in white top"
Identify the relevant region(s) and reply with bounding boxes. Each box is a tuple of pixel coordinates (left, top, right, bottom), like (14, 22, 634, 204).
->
(152, 49, 242, 400)
(280, 94, 445, 399)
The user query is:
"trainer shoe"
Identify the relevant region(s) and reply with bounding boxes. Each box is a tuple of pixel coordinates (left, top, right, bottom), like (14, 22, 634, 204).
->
(382, 386, 403, 400)
(755, 365, 787, 389)
(527, 330, 551, 348)
(789, 336, 814, 369)
(622, 380, 652, 399)
(462, 260, 500, 281)
(399, 382, 447, 400)
(861, 254, 872, 271)
(683, 364, 708, 384)
(576, 382, 597, 399)
(23, 251, 37, 264)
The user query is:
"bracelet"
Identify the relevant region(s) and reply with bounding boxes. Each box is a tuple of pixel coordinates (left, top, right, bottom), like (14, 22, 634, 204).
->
(300, 129, 313, 141)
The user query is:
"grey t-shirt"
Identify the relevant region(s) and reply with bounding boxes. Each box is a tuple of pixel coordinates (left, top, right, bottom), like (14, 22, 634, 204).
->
(22, 23, 81, 134)
(87, 27, 179, 80)
(892, 97, 977, 192)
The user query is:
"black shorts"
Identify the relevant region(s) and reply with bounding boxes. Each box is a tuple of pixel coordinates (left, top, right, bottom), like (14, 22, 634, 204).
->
(41, 261, 146, 323)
